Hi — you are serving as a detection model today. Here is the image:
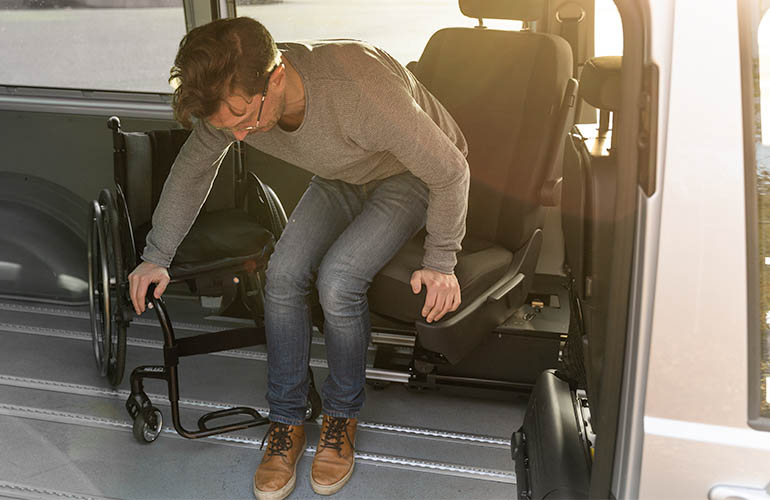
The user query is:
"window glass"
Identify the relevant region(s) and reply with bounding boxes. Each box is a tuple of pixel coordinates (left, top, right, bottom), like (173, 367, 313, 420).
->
(0, 1, 185, 92)
(756, 6, 770, 419)
(236, 0, 521, 66)
(594, 0, 623, 57)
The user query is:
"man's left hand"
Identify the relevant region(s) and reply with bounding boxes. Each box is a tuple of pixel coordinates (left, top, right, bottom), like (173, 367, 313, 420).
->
(410, 268, 461, 323)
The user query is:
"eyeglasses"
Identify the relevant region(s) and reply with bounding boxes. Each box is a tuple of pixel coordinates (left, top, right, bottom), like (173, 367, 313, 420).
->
(211, 66, 275, 135)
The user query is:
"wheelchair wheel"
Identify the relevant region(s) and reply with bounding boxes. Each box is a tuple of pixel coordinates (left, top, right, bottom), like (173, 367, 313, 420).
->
(87, 189, 129, 386)
(133, 406, 163, 444)
(88, 200, 111, 378)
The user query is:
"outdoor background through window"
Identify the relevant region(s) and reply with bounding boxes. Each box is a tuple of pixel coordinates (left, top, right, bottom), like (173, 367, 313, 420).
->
(0, 0, 622, 93)
(755, 5, 770, 419)
(0, 1, 186, 92)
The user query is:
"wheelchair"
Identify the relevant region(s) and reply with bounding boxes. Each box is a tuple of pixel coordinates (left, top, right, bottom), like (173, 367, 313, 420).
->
(87, 116, 321, 444)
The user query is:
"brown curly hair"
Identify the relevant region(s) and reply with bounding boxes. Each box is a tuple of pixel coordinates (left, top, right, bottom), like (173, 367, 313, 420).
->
(169, 17, 280, 128)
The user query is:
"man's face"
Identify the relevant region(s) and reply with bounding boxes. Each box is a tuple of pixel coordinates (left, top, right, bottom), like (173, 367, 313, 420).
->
(207, 71, 283, 140)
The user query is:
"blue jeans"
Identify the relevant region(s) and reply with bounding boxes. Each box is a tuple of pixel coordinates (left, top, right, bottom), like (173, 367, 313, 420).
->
(263, 172, 429, 425)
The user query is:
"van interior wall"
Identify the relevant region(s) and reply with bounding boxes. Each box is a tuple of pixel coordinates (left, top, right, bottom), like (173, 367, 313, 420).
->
(0, 108, 567, 280)
(0, 110, 177, 203)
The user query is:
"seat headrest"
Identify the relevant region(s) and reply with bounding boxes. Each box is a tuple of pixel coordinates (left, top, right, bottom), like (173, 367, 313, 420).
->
(580, 56, 622, 111)
(459, 0, 544, 21)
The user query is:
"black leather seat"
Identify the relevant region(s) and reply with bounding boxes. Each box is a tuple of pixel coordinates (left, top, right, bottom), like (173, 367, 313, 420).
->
(368, 0, 577, 364)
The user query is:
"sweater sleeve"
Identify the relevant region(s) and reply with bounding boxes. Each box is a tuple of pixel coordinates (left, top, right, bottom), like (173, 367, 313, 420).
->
(351, 72, 469, 274)
(141, 120, 232, 268)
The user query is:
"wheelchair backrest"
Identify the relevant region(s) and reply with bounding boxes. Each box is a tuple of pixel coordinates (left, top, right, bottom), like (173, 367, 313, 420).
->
(115, 124, 238, 231)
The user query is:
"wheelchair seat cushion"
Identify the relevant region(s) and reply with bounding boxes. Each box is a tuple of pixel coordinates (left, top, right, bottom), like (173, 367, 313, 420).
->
(368, 231, 513, 323)
(135, 208, 274, 267)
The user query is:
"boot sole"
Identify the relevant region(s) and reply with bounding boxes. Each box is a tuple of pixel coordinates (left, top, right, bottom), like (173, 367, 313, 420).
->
(310, 460, 355, 496)
(253, 447, 306, 500)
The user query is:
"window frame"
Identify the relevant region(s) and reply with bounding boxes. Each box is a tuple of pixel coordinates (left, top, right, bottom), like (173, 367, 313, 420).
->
(0, 84, 173, 119)
(739, 0, 770, 432)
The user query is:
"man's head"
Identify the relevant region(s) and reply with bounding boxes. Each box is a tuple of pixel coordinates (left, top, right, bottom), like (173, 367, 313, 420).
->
(170, 17, 282, 131)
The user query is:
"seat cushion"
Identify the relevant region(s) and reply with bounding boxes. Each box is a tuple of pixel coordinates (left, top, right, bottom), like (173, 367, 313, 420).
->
(135, 208, 274, 266)
(368, 231, 513, 323)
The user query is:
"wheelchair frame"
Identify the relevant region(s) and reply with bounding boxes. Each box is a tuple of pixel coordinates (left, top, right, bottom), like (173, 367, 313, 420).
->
(87, 117, 321, 444)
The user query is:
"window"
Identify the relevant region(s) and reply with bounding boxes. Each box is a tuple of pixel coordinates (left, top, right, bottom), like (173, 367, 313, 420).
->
(594, 0, 623, 57)
(745, 0, 770, 423)
(0, 1, 185, 92)
(236, 0, 521, 65)
(756, 7, 770, 420)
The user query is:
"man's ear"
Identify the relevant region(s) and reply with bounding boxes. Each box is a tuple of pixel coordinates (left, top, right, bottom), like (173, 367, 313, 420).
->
(271, 62, 287, 88)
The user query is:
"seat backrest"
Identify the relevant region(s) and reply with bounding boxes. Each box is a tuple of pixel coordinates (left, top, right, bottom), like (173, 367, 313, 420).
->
(110, 118, 238, 231)
(560, 56, 622, 404)
(562, 55, 621, 301)
(412, 0, 573, 253)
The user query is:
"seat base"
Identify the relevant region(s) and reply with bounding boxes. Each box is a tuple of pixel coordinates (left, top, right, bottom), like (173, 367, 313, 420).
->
(415, 229, 543, 364)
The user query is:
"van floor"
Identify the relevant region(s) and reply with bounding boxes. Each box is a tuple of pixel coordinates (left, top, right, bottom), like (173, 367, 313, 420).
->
(0, 292, 525, 500)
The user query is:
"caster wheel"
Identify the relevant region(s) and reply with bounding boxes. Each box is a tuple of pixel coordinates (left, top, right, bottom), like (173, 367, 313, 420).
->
(306, 385, 322, 421)
(133, 406, 163, 444)
(125, 391, 150, 420)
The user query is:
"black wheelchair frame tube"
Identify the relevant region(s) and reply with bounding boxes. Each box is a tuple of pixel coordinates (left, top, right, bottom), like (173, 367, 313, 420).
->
(127, 284, 269, 440)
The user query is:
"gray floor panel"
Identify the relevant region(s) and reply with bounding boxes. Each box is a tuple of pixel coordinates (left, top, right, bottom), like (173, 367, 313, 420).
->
(0, 416, 516, 499)
(0, 323, 521, 439)
(0, 296, 526, 499)
(0, 385, 510, 472)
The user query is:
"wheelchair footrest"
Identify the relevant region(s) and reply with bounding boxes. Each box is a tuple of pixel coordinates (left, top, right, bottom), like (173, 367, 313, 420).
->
(164, 326, 267, 366)
(196, 406, 269, 433)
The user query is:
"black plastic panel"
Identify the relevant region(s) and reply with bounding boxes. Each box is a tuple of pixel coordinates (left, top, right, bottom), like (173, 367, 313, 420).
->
(512, 369, 591, 499)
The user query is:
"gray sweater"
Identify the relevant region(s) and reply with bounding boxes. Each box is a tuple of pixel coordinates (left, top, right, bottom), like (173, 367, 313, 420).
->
(142, 40, 469, 274)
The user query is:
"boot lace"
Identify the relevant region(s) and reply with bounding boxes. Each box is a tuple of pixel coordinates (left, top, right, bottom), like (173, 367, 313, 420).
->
(319, 417, 351, 456)
(260, 422, 294, 458)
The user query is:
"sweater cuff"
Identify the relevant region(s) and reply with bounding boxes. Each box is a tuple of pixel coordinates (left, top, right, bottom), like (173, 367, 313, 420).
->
(421, 249, 457, 275)
(140, 247, 172, 269)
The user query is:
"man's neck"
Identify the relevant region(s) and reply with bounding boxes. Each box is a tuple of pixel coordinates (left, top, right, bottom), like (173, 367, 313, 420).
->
(279, 57, 305, 130)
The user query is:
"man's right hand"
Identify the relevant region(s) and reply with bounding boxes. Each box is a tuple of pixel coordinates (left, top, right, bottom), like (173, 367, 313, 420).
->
(128, 261, 170, 315)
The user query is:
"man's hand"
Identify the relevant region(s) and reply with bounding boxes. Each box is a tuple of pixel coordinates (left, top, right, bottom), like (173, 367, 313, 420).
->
(410, 268, 461, 323)
(128, 261, 170, 315)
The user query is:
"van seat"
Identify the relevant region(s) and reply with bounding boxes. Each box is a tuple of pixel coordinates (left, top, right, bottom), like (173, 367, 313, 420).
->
(368, 0, 575, 364)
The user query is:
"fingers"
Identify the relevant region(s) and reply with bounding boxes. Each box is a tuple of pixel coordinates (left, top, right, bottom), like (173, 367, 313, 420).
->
(426, 289, 460, 323)
(419, 271, 461, 323)
(410, 271, 423, 294)
(154, 276, 170, 299)
(422, 287, 437, 319)
(129, 272, 141, 315)
(132, 277, 148, 315)
(128, 264, 168, 315)
(425, 292, 447, 323)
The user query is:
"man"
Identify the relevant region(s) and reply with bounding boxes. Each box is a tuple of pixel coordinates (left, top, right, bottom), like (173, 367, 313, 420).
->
(128, 17, 469, 499)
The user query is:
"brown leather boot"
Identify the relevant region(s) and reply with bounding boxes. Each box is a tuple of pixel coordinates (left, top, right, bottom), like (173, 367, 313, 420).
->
(310, 415, 357, 495)
(253, 422, 306, 500)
